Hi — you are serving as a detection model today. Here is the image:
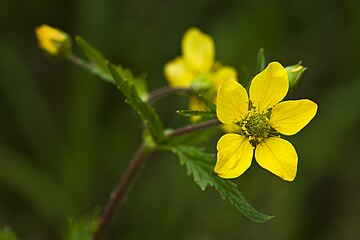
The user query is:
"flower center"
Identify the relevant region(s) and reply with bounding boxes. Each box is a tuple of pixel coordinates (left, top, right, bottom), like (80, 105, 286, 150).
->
(240, 109, 271, 146)
(191, 74, 213, 90)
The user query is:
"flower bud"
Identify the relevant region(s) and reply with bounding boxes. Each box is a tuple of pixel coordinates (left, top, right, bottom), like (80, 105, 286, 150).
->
(285, 62, 307, 91)
(35, 24, 71, 57)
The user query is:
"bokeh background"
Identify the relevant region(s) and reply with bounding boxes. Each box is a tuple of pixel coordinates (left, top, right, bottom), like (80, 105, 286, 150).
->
(1, 0, 360, 239)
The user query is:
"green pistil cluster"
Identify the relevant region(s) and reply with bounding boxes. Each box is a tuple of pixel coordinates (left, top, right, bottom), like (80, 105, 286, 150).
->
(191, 74, 214, 91)
(240, 109, 271, 146)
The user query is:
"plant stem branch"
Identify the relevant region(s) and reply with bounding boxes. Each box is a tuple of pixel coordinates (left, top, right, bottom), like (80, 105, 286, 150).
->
(93, 118, 220, 239)
(68, 54, 93, 71)
(147, 86, 192, 104)
(93, 143, 150, 240)
(166, 118, 221, 138)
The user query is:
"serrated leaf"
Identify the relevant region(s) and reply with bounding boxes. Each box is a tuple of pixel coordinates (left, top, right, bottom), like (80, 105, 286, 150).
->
(75, 36, 113, 83)
(176, 110, 216, 118)
(256, 48, 266, 73)
(133, 73, 149, 101)
(169, 145, 273, 223)
(108, 63, 164, 143)
(197, 95, 216, 113)
(176, 95, 216, 120)
(0, 226, 19, 240)
(75, 36, 148, 98)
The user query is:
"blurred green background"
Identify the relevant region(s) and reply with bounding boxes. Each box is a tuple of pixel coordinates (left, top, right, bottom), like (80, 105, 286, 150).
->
(1, 0, 360, 239)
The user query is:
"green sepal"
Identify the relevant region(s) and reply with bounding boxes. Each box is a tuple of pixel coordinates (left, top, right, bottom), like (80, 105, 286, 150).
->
(108, 63, 165, 143)
(256, 48, 266, 73)
(167, 145, 274, 223)
(285, 61, 307, 91)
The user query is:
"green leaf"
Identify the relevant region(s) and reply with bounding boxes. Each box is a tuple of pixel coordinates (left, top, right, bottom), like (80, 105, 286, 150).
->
(0, 226, 19, 240)
(176, 95, 216, 120)
(256, 48, 266, 73)
(108, 63, 164, 143)
(75, 36, 113, 83)
(169, 145, 273, 223)
(75, 36, 148, 99)
(64, 217, 99, 240)
(133, 73, 149, 101)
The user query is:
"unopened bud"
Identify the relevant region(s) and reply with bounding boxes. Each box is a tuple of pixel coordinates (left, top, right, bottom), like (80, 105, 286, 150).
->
(35, 24, 71, 57)
(286, 62, 307, 91)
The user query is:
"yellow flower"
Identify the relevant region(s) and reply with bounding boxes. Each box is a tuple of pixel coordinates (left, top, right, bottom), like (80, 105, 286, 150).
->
(215, 62, 318, 181)
(164, 27, 236, 117)
(35, 24, 70, 56)
(164, 27, 236, 89)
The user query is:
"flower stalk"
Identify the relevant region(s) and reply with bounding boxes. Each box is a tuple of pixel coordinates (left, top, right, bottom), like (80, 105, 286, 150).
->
(146, 86, 192, 104)
(166, 118, 220, 138)
(93, 143, 150, 240)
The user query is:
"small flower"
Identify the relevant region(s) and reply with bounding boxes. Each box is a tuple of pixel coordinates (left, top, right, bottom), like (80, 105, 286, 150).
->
(215, 62, 317, 181)
(35, 24, 71, 57)
(164, 28, 236, 115)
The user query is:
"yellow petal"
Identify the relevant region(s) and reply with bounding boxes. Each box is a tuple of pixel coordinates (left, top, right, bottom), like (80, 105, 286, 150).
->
(216, 80, 248, 124)
(221, 124, 240, 133)
(255, 137, 298, 181)
(270, 99, 318, 135)
(213, 66, 237, 91)
(249, 62, 289, 112)
(215, 134, 254, 179)
(182, 27, 214, 72)
(164, 57, 195, 87)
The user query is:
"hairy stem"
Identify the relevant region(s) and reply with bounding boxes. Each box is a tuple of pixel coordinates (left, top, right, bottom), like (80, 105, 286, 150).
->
(93, 143, 150, 240)
(166, 118, 221, 138)
(93, 118, 221, 239)
(68, 54, 94, 72)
